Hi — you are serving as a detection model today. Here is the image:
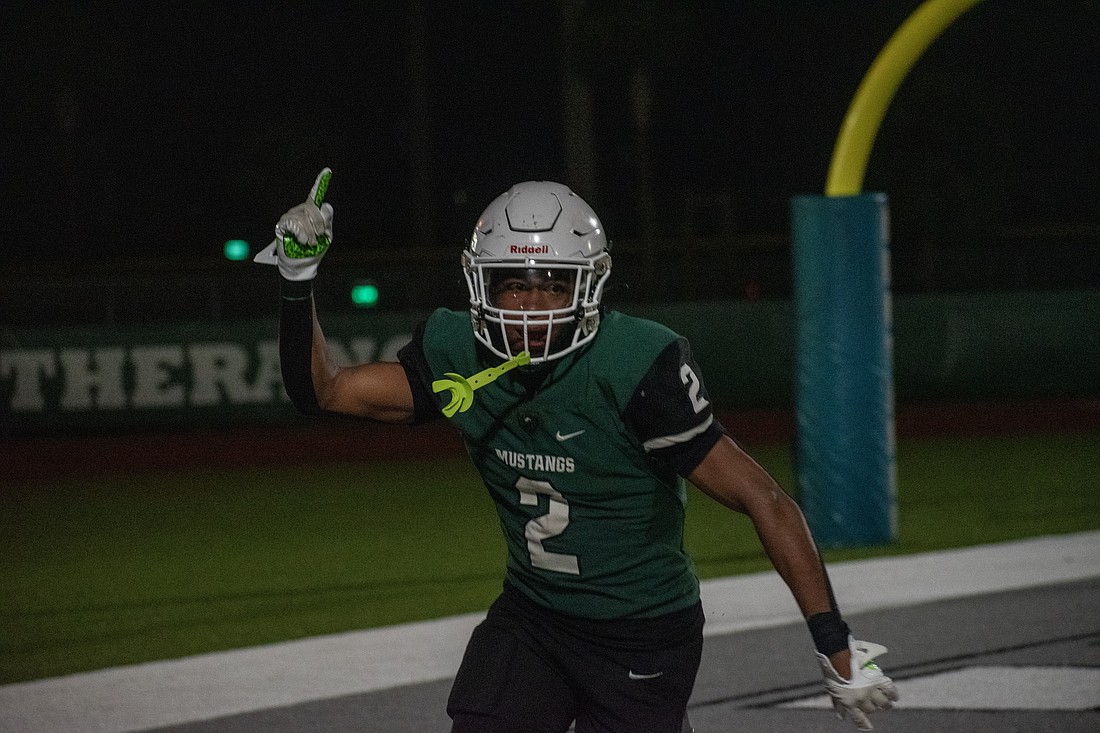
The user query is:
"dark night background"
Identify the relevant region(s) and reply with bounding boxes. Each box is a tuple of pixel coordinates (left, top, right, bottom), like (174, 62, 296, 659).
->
(2, 0, 1098, 324)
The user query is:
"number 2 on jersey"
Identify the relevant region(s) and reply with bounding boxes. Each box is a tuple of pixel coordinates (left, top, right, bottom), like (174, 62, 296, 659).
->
(515, 477, 580, 575)
(680, 363, 710, 413)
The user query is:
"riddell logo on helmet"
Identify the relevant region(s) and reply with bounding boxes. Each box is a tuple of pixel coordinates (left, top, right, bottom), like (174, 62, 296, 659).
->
(509, 244, 551, 254)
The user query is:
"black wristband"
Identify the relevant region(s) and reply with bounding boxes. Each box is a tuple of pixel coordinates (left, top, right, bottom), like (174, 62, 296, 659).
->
(807, 609, 851, 656)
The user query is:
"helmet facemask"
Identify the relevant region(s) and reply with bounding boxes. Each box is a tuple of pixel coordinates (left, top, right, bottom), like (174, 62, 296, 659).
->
(464, 252, 612, 363)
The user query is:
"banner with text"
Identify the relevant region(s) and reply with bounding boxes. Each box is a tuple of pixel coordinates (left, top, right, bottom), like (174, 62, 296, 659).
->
(3, 292, 1097, 436)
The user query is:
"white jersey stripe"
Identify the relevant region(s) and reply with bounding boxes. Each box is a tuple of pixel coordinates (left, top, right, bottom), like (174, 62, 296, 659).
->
(642, 414, 714, 451)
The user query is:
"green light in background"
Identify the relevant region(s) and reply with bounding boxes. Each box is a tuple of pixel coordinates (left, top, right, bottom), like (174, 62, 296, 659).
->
(351, 280, 380, 308)
(224, 239, 251, 261)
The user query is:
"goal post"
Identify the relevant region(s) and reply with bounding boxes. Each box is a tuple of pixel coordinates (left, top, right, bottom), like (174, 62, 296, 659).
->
(792, 192, 896, 548)
(792, 0, 985, 547)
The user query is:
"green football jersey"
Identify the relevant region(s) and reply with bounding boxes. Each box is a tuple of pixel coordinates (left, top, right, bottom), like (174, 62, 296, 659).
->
(418, 308, 704, 619)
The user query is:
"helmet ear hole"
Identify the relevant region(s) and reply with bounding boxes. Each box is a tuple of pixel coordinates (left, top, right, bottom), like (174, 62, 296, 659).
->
(594, 255, 611, 276)
(580, 311, 600, 336)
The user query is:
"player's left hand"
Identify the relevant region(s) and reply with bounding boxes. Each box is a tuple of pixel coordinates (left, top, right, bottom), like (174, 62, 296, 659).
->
(255, 168, 333, 281)
(814, 638, 898, 731)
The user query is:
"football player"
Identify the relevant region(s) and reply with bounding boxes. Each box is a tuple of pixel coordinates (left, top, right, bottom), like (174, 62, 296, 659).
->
(265, 173, 898, 732)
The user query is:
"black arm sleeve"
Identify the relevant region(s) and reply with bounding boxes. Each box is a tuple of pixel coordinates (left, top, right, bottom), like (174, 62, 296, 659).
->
(278, 278, 324, 415)
(623, 338, 725, 477)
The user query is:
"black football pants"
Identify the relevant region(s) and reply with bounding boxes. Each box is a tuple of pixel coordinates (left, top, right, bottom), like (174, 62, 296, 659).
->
(448, 583, 704, 733)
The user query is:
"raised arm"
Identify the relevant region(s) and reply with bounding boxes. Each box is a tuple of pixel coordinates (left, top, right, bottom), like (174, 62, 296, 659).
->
(262, 169, 417, 424)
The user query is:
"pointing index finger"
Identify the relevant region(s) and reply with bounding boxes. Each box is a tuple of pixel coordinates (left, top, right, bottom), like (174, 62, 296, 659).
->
(309, 168, 332, 207)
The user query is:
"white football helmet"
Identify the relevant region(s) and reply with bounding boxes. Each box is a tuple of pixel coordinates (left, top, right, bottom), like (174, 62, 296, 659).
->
(464, 181, 612, 363)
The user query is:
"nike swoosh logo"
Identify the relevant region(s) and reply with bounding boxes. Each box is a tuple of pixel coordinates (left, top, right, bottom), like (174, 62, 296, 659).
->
(628, 670, 664, 680)
(555, 429, 585, 442)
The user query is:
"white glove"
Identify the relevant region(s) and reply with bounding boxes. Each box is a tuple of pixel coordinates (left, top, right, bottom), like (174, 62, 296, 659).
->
(814, 638, 899, 731)
(254, 168, 333, 281)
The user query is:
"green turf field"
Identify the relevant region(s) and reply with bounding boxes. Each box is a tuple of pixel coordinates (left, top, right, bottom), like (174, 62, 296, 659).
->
(2, 431, 1097, 683)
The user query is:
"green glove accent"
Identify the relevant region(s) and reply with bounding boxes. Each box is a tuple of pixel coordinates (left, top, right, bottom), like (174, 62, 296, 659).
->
(312, 168, 331, 208)
(283, 167, 333, 259)
(432, 351, 531, 418)
(282, 232, 331, 259)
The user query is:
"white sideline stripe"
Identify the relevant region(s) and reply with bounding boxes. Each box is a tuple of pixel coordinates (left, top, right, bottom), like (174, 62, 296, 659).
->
(699, 529, 1100, 636)
(783, 666, 1100, 710)
(0, 614, 482, 733)
(1, 531, 1098, 733)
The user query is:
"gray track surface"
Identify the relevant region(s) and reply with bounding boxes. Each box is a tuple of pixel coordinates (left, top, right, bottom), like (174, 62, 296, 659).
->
(141, 580, 1099, 733)
(4, 533, 1098, 733)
